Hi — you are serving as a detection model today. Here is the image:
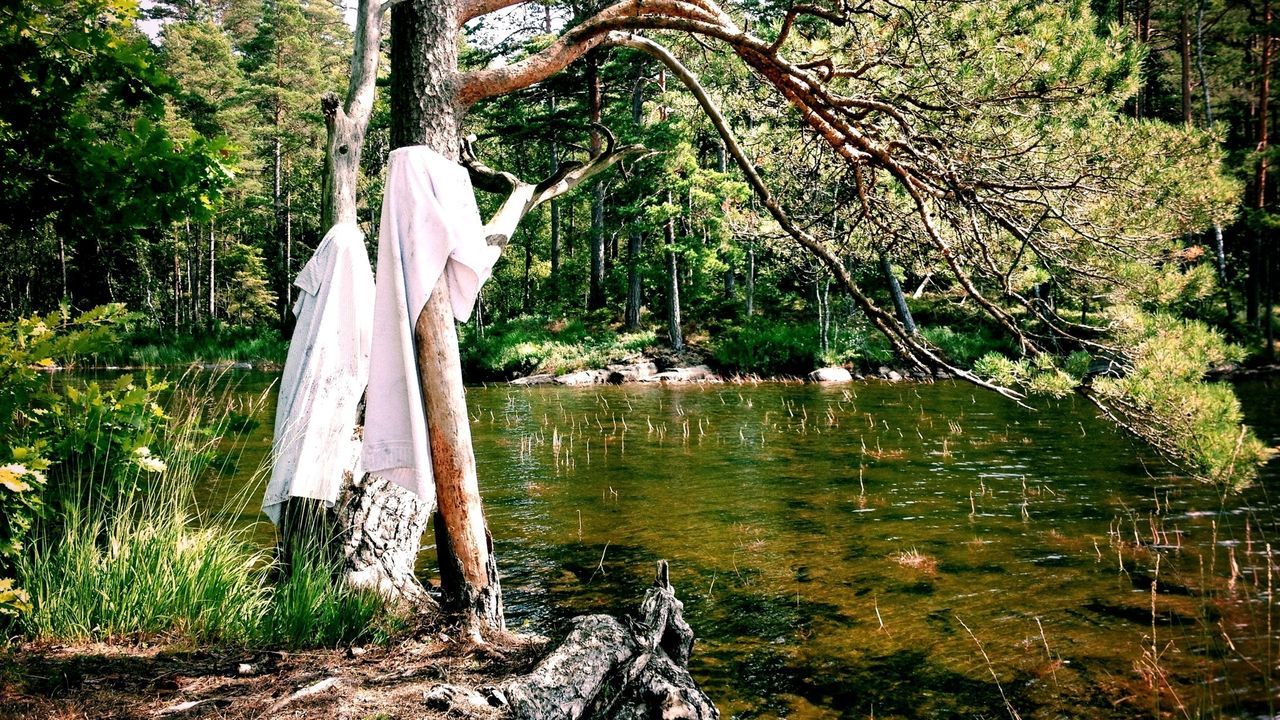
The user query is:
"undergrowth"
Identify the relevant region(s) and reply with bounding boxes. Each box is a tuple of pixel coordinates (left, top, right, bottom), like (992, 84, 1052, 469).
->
(462, 315, 655, 379)
(7, 361, 400, 649)
(89, 323, 287, 368)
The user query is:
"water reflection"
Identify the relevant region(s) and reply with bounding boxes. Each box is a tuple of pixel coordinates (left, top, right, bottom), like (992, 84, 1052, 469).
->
(196, 375, 1279, 719)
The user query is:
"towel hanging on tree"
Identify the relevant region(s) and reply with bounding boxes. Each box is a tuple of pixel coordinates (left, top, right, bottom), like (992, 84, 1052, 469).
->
(262, 222, 374, 524)
(362, 146, 501, 505)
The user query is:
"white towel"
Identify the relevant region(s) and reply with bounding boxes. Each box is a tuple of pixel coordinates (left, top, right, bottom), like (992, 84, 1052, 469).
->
(263, 222, 374, 524)
(362, 145, 501, 503)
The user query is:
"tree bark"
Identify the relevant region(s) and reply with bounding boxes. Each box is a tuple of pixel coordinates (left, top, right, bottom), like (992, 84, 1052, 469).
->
(1250, 0, 1272, 329)
(1181, 6, 1193, 125)
(1197, 0, 1214, 125)
(880, 254, 917, 336)
(391, 0, 504, 635)
(664, 190, 682, 351)
(208, 219, 215, 322)
(588, 50, 607, 311)
(625, 69, 645, 329)
(502, 561, 716, 720)
(625, 230, 643, 329)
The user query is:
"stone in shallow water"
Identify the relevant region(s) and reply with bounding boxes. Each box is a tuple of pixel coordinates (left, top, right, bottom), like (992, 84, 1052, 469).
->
(511, 374, 556, 386)
(809, 367, 853, 383)
(555, 369, 611, 386)
(645, 365, 719, 383)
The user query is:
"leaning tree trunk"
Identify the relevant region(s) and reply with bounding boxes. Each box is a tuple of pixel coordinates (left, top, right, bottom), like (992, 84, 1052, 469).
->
(391, 0, 504, 634)
(880, 253, 917, 336)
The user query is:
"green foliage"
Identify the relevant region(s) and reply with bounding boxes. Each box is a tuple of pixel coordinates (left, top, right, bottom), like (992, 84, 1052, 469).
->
(976, 310, 1266, 486)
(47, 374, 172, 507)
(919, 326, 1012, 366)
(0, 0, 234, 312)
(711, 320, 819, 377)
(94, 324, 289, 367)
(461, 316, 655, 379)
(1091, 312, 1265, 487)
(0, 304, 135, 615)
(973, 352, 1078, 398)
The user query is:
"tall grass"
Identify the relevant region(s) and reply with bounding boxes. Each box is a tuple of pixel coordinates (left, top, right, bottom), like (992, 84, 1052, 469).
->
(13, 371, 398, 649)
(265, 554, 393, 648)
(17, 494, 271, 643)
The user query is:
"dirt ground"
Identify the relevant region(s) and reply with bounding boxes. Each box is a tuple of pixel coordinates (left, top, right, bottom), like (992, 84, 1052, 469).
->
(0, 632, 549, 719)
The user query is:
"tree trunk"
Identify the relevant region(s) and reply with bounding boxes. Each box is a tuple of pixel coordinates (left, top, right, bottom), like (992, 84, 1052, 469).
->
(1181, 6, 1193, 125)
(626, 230, 643, 329)
(285, 161, 293, 315)
(587, 50, 606, 311)
(1197, 0, 1214, 125)
(745, 246, 754, 317)
(665, 191, 683, 351)
(391, 0, 503, 634)
(880, 253, 917, 336)
(208, 219, 216, 322)
(625, 70, 645, 330)
(311, 0, 445, 607)
(1250, 0, 1271, 329)
(523, 233, 533, 312)
(1267, 248, 1276, 358)
(274, 117, 286, 325)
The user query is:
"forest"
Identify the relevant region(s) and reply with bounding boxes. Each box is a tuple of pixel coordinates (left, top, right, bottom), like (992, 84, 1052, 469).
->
(2, 0, 1279, 718)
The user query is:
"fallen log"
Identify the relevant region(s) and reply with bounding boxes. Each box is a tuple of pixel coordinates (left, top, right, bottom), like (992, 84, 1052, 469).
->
(426, 560, 718, 719)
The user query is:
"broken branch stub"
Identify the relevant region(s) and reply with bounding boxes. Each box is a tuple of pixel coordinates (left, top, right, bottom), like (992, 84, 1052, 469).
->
(500, 560, 717, 720)
(461, 128, 650, 248)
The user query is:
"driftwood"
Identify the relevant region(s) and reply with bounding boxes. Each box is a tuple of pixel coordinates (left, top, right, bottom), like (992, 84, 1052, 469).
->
(426, 561, 718, 720)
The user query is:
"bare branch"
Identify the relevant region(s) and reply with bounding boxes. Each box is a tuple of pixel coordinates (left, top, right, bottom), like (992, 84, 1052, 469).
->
(461, 129, 650, 246)
(322, 0, 384, 227)
(379, 0, 409, 16)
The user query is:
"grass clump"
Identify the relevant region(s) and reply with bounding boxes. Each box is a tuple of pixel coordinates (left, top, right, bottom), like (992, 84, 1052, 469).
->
(266, 553, 406, 649)
(16, 493, 270, 643)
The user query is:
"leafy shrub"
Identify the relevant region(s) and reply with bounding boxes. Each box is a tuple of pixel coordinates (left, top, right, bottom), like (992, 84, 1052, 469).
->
(462, 316, 655, 378)
(920, 325, 1012, 366)
(711, 320, 819, 376)
(0, 304, 134, 615)
(823, 327, 897, 368)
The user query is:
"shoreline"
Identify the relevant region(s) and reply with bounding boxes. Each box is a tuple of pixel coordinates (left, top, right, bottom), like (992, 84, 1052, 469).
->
(47, 359, 1280, 386)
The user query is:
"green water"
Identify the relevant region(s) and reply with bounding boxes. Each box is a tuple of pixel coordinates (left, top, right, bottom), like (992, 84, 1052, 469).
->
(203, 375, 1280, 719)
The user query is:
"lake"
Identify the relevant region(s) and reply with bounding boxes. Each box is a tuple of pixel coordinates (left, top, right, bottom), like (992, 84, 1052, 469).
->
(197, 373, 1280, 719)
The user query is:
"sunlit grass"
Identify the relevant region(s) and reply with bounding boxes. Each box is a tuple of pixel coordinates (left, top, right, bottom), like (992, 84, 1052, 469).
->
(13, 372, 399, 649)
